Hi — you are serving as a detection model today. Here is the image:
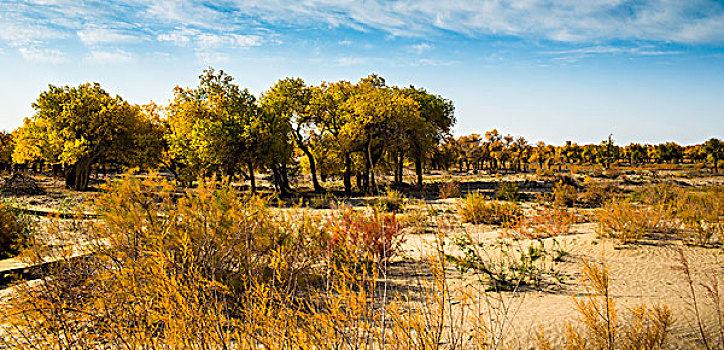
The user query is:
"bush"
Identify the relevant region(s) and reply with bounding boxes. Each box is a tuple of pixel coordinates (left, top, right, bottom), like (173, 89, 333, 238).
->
(309, 193, 337, 209)
(675, 191, 724, 246)
(327, 207, 405, 265)
(0, 201, 32, 258)
(580, 181, 618, 208)
(371, 188, 405, 212)
(596, 200, 667, 244)
(460, 193, 522, 225)
(505, 205, 578, 239)
(553, 181, 577, 207)
(439, 180, 462, 199)
(496, 181, 522, 202)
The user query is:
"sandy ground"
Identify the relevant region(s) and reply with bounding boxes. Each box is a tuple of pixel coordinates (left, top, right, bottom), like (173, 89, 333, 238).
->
(2, 172, 723, 349)
(396, 219, 723, 349)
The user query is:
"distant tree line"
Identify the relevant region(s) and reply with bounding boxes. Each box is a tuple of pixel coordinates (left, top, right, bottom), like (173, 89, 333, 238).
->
(444, 131, 723, 174)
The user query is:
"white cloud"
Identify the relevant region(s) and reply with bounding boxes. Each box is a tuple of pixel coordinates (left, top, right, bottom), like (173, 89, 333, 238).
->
(157, 28, 198, 45)
(2, 0, 724, 55)
(541, 45, 683, 61)
(78, 25, 138, 44)
(0, 22, 67, 46)
(18, 47, 69, 63)
(137, 0, 724, 44)
(195, 51, 231, 64)
(197, 33, 262, 48)
(337, 57, 369, 66)
(86, 49, 136, 64)
(409, 43, 432, 54)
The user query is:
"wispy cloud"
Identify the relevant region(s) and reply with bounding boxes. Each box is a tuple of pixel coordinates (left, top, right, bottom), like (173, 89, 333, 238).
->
(1, 0, 722, 64)
(86, 49, 136, 64)
(541, 45, 683, 62)
(408, 43, 433, 54)
(18, 46, 69, 63)
(78, 25, 139, 45)
(337, 57, 369, 66)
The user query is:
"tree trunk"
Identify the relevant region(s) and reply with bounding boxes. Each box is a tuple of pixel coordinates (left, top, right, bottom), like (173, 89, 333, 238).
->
(343, 154, 352, 195)
(271, 165, 291, 197)
(280, 163, 292, 196)
(295, 131, 324, 192)
(415, 154, 423, 188)
(366, 142, 375, 194)
(65, 158, 93, 191)
(247, 160, 256, 194)
(395, 150, 404, 185)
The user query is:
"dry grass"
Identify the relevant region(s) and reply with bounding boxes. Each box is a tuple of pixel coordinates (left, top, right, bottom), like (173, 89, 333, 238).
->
(459, 192, 522, 225)
(504, 205, 579, 239)
(537, 259, 672, 350)
(595, 200, 668, 244)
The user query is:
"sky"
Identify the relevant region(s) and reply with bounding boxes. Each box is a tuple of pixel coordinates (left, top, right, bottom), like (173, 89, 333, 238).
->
(1, 0, 723, 145)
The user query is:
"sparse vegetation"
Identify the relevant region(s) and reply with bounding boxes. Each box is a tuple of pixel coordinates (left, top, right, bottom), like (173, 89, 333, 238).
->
(459, 192, 522, 225)
(496, 181, 522, 202)
(596, 200, 667, 244)
(0, 201, 32, 258)
(439, 180, 462, 198)
(537, 259, 673, 349)
(553, 180, 577, 207)
(446, 236, 561, 291)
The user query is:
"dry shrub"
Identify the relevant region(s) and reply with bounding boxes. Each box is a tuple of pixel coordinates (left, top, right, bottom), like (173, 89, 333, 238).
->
(439, 180, 462, 199)
(1, 174, 333, 348)
(676, 249, 724, 350)
(537, 259, 672, 349)
(496, 181, 523, 202)
(553, 181, 578, 207)
(0, 173, 512, 349)
(0, 201, 32, 258)
(505, 205, 578, 239)
(327, 206, 405, 265)
(580, 179, 619, 208)
(309, 192, 337, 209)
(370, 188, 405, 212)
(459, 192, 522, 225)
(675, 189, 724, 246)
(596, 200, 668, 244)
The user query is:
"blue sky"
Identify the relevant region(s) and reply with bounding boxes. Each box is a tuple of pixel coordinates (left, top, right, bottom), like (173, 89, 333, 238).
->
(1, 0, 723, 145)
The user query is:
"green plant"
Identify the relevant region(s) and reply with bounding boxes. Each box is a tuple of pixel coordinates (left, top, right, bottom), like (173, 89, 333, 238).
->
(459, 192, 522, 225)
(496, 181, 522, 202)
(446, 237, 559, 291)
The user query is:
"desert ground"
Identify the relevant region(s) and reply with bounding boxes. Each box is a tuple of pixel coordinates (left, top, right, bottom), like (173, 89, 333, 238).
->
(1, 169, 723, 349)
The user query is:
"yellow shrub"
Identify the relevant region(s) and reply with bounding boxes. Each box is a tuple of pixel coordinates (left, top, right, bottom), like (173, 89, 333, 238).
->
(459, 192, 522, 225)
(596, 200, 666, 244)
